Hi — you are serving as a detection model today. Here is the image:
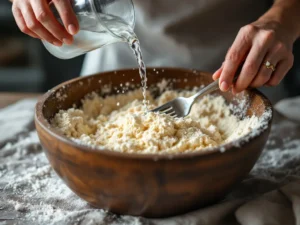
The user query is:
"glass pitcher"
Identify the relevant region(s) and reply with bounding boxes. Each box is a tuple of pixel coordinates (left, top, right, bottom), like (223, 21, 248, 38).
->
(43, 0, 135, 59)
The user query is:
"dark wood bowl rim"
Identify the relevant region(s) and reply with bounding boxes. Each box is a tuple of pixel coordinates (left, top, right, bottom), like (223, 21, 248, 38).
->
(35, 67, 273, 161)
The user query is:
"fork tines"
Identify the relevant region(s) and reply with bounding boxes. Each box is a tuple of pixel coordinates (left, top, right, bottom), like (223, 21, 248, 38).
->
(151, 104, 177, 117)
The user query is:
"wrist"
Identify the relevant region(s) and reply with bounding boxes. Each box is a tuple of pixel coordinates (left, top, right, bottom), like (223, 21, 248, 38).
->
(259, 0, 300, 42)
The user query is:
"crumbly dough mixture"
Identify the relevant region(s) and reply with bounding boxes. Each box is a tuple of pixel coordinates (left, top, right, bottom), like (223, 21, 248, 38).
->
(52, 90, 261, 154)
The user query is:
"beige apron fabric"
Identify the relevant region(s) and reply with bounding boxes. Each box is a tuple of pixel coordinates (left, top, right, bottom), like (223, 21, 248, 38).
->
(235, 181, 300, 225)
(81, 0, 269, 76)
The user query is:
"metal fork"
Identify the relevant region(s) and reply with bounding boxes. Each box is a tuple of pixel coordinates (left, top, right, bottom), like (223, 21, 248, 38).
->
(150, 80, 220, 118)
(150, 65, 243, 118)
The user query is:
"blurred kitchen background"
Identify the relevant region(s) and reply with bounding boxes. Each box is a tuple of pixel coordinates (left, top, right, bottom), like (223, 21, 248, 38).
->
(0, 1, 299, 103)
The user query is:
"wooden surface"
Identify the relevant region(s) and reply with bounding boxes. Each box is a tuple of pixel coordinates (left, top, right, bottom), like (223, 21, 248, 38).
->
(0, 92, 40, 109)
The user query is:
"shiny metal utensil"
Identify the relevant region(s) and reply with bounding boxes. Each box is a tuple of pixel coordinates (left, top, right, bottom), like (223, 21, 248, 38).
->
(150, 65, 243, 118)
(150, 79, 220, 118)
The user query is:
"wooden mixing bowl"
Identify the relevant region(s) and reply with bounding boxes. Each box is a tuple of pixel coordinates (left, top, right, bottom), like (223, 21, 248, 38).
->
(35, 68, 272, 218)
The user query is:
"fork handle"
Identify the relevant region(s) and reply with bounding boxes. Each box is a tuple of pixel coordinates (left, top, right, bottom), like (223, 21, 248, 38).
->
(189, 63, 243, 101)
(188, 80, 220, 101)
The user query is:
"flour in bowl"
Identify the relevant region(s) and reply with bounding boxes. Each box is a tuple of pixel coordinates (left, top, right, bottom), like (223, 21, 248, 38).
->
(51, 90, 267, 154)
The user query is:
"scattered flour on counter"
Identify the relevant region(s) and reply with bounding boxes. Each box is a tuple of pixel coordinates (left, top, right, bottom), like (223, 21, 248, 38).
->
(0, 130, 148, 225)
(251, 120, 300, 182)
(52, 90, 270, 154)
(14, 202, 27, 212)
(1, 97, 300, 225)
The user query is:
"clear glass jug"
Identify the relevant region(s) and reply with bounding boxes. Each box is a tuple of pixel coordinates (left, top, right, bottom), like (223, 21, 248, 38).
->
(43, 0, 135, 59)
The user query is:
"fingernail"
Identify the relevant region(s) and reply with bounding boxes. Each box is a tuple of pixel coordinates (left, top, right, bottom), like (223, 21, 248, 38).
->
(53, 41, 62, 46)
(68, 24, 77, 35)
(220, 81, 229, 91)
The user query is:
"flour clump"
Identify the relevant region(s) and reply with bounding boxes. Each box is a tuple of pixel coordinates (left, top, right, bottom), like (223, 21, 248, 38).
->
(52, 90, 265, 154)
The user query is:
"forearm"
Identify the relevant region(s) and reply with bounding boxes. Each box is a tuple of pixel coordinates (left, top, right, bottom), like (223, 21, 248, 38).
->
(259, 0, 300, 41)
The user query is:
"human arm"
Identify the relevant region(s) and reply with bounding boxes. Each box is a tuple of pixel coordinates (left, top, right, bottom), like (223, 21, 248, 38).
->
(213, 0, 300, 93)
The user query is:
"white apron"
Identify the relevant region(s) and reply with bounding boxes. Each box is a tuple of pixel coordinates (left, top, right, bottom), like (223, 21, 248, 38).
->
(81, 0, 270, 76)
